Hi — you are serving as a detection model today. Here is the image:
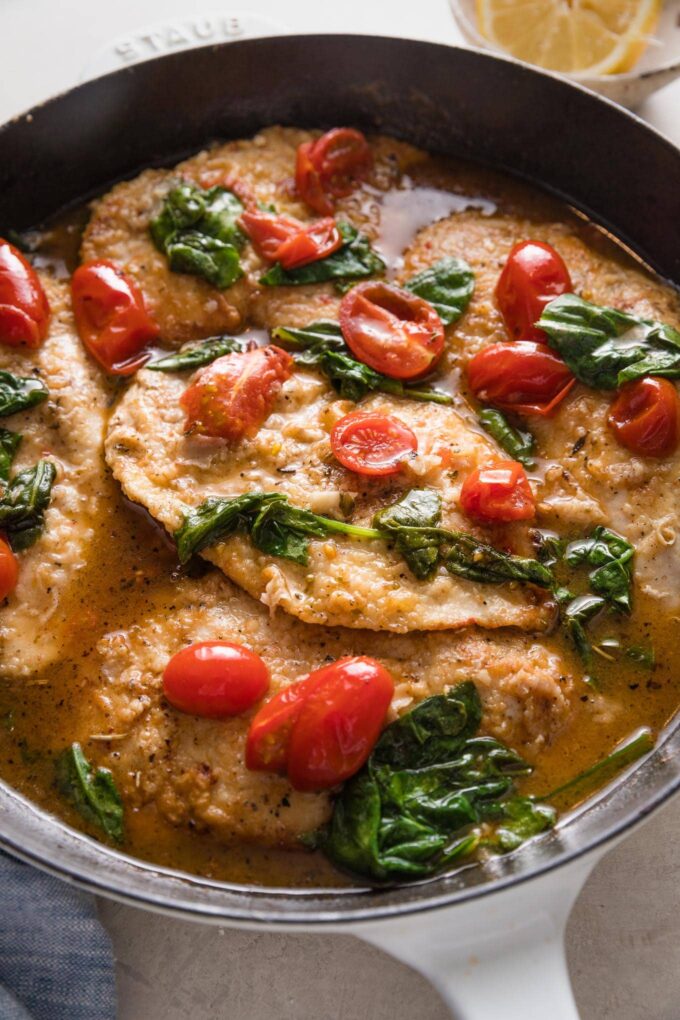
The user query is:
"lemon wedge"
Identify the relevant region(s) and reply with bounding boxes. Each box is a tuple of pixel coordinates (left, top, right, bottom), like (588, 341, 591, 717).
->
(476, 0, 661, 76)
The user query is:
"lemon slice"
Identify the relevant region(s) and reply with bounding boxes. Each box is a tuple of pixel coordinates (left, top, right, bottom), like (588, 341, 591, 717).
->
(476, 0, 661, 76)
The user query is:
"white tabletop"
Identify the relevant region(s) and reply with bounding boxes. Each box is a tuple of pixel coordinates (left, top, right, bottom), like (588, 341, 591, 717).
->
(3, 1, 679, 1016)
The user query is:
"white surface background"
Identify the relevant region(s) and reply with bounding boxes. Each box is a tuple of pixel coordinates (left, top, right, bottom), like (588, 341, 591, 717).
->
(2, 0, 679, 1016)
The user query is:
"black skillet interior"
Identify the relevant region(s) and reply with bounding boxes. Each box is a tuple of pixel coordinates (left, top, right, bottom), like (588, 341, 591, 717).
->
(0, 34, 679, 923)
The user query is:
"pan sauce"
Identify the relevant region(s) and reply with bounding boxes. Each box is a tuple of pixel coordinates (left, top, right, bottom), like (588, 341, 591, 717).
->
(0, 137, 678, 888)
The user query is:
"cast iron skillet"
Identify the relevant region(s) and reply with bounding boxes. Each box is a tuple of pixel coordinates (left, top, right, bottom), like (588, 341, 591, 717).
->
(0, 35, 679, 925)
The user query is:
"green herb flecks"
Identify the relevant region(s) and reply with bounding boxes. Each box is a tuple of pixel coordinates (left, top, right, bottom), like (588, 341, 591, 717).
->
(260, 222, 384, 289)
(539, 293, 680, 388)
(0, 460, 56, 551)
(0, 429, 21, 482)
(147, 335, 249, 373)
(150, 182, 246, 289)
(318, 683, 555, 882)
(272, 321, 452, 405)
(403, 256, 475, 326)
(0, 372, 48, 417)
(56, 743, 124, 842)
(478, 408, 535, 468)
(175, 487, 553, 591)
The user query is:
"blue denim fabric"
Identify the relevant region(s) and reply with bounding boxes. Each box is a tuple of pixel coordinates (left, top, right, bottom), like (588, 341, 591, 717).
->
(0, 852, 116, 1020)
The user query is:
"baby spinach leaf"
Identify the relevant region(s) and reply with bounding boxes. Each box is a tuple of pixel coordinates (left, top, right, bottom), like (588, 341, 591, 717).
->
(539, 293, 680, 388)
(479, 408, 535, 468)
(531, 528, 565, 568)
(147, 335, 248, 373)
(403, 256, 475, 325)
(56, 743, 124, 843)
(372, 488, 442, 580)
(563, 594, 607, 664)
(150, 183, 245, 289)
(260, 221, 384, 287)
(0, 372, 48, 417)
(0, 460, 56, 550)
(0, 429, 21, 482)
(565, 526, 634, 614)
(176, 488, 553, 589)
(272, 321, 453, 405)
(321, 683, 554, 882)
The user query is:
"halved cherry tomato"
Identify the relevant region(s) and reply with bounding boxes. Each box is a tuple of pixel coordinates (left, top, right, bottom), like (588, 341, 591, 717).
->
(163, 640, 270, 718)
(245, 672, 323, 773)
(467, 341, 575, 416)
(181, 345, 293, 441)
(0, 239, 50, 348)
(339, 281, 445, 380)
(71, 260, 159, 374)
(295, 128, 373, 214)
(331, 411, 418, 476)
(286, 656, 394, 792)
(608, 377, 680, 458)
(460, 460, 535, 524)
(239, 210, 342, 270)
(0, 535, 18, 602)
(496, 240, 572, 342)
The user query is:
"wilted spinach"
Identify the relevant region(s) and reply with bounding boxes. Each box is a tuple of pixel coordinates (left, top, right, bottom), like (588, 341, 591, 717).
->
(272, 322, 452, 405)
(0, 460, 56, 550)
(56, 743, 124, 843)
(539, 293, 680, 388)
(259, 221, 384, 288)
(175, 487, 553, 589)
(0, 372, 48, 417)
(150, 182, 246, 289)
(0, 429, 21, 482)
(539, 728, 653, 803)
(319, 682, 555, 881)
(479, 408, 535, 468)
(403, 256, 475, 325)
(147, 335, 248, 373)
(565, 527, 635, 614)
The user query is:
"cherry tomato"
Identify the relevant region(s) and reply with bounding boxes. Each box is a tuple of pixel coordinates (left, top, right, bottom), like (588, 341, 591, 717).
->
(467, 341, 575, 416)
(245, 673, 323, 773)
(295, 128, 373, 214)
(331, 411, 418, 476)
(0, 535, 18, 602)
(495, 240, 572, 342)
(163, 641, 269, 718)
(286, 656, 394, 792)
(0, 239, 50, 348)
(339, 281, 445, 380)
(608, 377, 680, 458)
(460, 460, 535, 524)
(71, 260, 159, 374)
(181, 345, 293, 441)
(239, 210, 342, 270)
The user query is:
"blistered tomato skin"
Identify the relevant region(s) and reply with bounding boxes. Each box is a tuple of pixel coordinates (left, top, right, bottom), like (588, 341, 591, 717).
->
(460, 460, 536, 524)
(245, 673, 323, 773)
(181, 345, 293, 441)
(608, 377, 680, 458)
(496, 240, 572, 342)
(467, 341, 575, 417)
(71, 260, 159, 374)
(0, 535, 18, 602)
(0, 240, 50, 349)
(339, 281, 445, 380)
(295, 128, 373, 214)
(286, 656, 394, 792)
(331, 411, 418, 476)
(240, 210, 342, 270)
(163, 641, 270, 718)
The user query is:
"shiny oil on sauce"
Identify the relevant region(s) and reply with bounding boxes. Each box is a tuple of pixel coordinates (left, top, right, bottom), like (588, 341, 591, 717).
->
(0, 154, 678, 889)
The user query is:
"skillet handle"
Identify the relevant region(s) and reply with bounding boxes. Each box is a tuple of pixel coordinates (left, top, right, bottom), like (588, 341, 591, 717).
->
(356, 854, 600, 1020)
